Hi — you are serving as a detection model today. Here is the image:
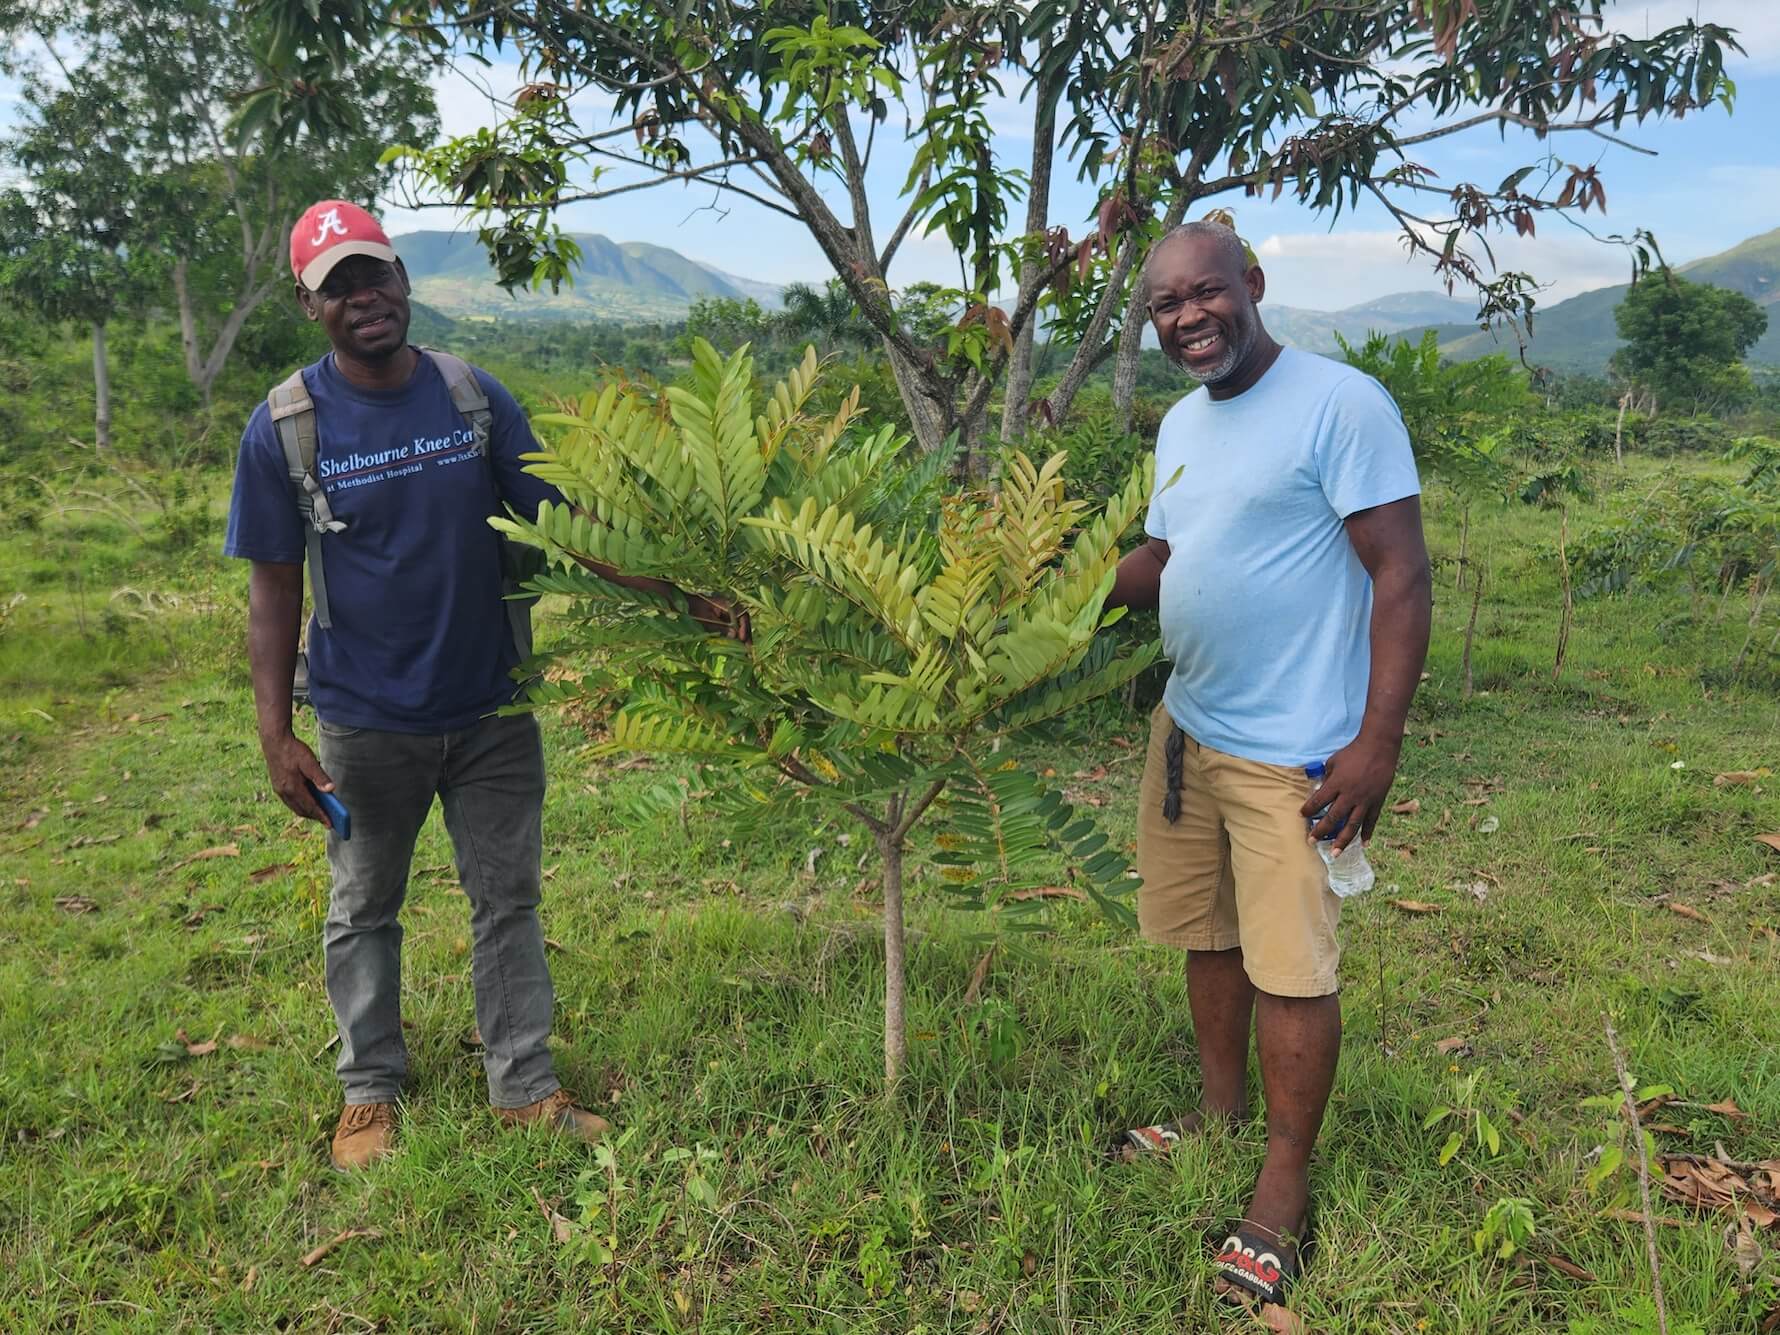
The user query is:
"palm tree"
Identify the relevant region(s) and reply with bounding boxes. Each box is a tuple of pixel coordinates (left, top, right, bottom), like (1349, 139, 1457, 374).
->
(776, 278, 874, 352)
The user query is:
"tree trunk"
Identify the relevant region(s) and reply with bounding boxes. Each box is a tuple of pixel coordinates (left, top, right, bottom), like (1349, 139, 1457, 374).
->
(1614, 391, 1630, 465)
(883, 341, 955, 456)
(1456, 505, 1470, 591)
(1553, 508, 1573, 683)
(1111, 279, 1147, 435)
(879, 831, 907, 1089)
(1044, 229, 1148, 428)
(91, 321, 112, 453)
(174, 259, 203, 389)
(1461, 557, 1484, 700)
(174, 259, 281, 408)
(1000, 54, 1058, 445)
(194, 280, 280, 405)
(1111, 192, 1189, 432)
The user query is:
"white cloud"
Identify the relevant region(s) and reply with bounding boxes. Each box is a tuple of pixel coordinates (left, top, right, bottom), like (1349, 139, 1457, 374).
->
(1253, 226, 1644, 310)
(1605, 0, 1780, 69)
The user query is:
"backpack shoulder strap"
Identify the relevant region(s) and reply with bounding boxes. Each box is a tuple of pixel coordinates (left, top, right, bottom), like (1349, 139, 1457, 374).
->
(419, 348, 535, 662)
(266, 368, 345, 629)
(421, 348, 493, 458)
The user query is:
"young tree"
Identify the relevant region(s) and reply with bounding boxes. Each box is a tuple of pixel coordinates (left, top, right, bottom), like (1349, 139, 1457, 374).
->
(1612, 269, 1768, 417)
(499, 342, 1157, 1086)
(253, 0, 1737, 464)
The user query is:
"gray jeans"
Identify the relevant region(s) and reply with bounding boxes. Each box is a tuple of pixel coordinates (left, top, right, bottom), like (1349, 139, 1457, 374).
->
(316, 711, 560, 1108)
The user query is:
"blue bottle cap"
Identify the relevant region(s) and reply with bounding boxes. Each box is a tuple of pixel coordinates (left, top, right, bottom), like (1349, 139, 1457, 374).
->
(1304, 761, 1326, 780)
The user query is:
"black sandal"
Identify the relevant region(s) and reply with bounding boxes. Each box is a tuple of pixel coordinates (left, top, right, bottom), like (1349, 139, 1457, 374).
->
(1210, 1215, 1310, 1310)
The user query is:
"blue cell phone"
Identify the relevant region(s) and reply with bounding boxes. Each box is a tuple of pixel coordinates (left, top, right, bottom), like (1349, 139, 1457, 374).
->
(306, 781, 351, 840)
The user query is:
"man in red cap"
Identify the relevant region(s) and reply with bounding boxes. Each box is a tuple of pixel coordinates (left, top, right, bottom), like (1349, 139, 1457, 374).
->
(225, 200, 743, 1171)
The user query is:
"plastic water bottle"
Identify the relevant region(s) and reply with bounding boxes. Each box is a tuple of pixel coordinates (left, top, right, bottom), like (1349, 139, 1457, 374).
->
(1304, 761, 1376, 899)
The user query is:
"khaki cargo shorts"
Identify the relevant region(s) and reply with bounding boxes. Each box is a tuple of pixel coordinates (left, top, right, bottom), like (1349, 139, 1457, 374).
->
(1135, 702, 1342, 997)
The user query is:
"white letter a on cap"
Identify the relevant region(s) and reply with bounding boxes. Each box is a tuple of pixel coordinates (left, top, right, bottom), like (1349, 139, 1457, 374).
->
(312, 208, 349, 245)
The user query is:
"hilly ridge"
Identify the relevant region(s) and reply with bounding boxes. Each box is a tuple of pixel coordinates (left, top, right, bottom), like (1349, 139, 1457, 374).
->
(396, 229, 782, 322)
(393, 223, 1780, 372)
(1415, 225, 1780, 370)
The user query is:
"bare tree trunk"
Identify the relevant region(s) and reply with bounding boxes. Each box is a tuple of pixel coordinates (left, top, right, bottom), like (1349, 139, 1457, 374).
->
(883, 342, 954, 456)
(1461, 555, 1485, 700)
(91, 321, 112, 453)
(1000, 56, 1058, 445)
(193, 280, 280, 404)
(1614, 390, 1630, 464)
(1553, 508, 1573, 683)
(1112, 192, 1190, 432)
(174, 258, 203, 388)
(1111, 280, 1147, 435)
(1456, 505, 1471, 591)
(878, 830, 907, 1089)
(1044, 241, 1145, 427)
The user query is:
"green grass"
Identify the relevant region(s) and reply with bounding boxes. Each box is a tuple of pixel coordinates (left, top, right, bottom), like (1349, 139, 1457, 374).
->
(1, 455, 1777, 1332)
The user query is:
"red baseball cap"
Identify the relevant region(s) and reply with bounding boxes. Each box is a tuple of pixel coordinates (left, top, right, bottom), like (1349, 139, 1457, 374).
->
(291, 199, 399, 290)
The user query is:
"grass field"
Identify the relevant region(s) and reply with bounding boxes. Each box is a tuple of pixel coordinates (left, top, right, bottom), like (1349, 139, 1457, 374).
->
(1, 455, 1777, 1333)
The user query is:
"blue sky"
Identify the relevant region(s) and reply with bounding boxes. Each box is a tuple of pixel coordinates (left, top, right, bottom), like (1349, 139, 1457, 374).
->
(5, 1, 1777, 313)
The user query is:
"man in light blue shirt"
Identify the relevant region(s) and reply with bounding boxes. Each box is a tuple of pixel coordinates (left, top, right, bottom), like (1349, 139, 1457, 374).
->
(1106, 221, 1431, 1315)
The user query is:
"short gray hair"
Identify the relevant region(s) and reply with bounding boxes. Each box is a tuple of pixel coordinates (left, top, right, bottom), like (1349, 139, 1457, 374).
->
(1142, 221, 1250, 304)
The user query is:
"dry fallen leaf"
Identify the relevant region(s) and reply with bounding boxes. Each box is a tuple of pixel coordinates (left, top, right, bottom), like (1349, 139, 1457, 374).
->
(1703, 1098, 1749, 1119)
(1534, 1252, 1600, 1283)
(248, 862, 294, 884)
(1434, 1036, 1472, 1057)
(182, 904, 225, 929)
(175, 1028, 218, 1057)
(1073, 764, 1109, 782)
(240, 1264, 258, 1294)
(1388, 898, 1442, 915)
(226, 1035, 270, 1052)
(1390, 798, 1421, 815)
(1729, 1218, 1762, 1286)
(53, 895, 98, 914)
(1755, 833, 1780, 854)
(1686, 949, 1734, 966)
(1601, 1208, 1689, 1228)
(172, 842, 240, 870)
(531, 1187, 576, 1244)
(300, 1226, 382, 1267)
(1715, 770, 1770, 787)
(1667, 902, 1711, 923)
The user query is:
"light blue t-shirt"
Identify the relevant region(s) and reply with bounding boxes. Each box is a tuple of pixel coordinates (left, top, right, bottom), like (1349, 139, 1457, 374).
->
(1144, 346, 1420, 767)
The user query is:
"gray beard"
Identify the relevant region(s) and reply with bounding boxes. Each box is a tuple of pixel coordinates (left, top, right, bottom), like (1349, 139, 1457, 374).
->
(1174, 315, 1256, 386)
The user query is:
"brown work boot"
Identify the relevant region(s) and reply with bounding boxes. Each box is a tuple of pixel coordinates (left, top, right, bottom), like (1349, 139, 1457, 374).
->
(330, 1101, 398, 1171)
(492, 1089, 611, 1142)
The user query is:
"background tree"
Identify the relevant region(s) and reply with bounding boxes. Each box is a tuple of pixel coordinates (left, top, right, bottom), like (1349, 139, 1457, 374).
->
(1, 0, 436, 407)
(252, 0, 1737, 467)
(1612, 270, 1769, 418)
(0, 77, 158, 451)
(499, 342, 1155, 1086)
(777, 278, 877, 353)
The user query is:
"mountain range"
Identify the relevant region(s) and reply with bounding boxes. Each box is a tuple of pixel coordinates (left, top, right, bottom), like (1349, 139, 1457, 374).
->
(395, 230, 782, 323)
(394, 224, 1780, 370)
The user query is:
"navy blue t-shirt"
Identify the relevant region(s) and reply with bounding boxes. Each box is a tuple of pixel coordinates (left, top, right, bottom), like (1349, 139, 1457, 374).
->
(223, 350, 562, 734)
